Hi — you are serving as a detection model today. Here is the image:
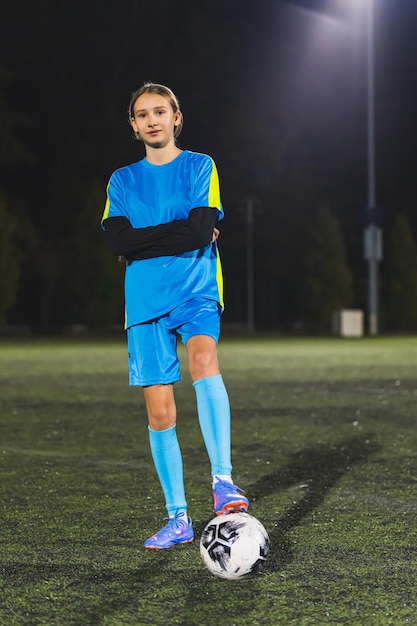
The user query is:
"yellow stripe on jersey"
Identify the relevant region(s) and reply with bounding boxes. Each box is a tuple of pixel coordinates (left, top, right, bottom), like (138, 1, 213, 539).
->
(208, 158, 221, 209)
(101, 182, 111, 224)
(208, 158, 224, 309)
(216, 250, 224, 310)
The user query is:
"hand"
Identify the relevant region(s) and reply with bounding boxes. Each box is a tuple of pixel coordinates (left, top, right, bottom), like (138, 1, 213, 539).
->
(211, 227, 220, 243)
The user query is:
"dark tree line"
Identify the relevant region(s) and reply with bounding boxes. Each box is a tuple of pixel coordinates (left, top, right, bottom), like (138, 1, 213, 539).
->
(1, 0, 417, 333)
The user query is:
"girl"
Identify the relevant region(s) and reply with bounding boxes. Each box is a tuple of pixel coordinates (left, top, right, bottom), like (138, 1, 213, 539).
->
(102, 82, 249, 549)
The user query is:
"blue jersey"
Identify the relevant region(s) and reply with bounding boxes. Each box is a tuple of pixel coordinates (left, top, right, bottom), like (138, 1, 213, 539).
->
(103, 150, 224, 328)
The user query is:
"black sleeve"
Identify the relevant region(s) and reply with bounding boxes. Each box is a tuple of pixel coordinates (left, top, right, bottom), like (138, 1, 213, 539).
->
(103, 206, 218, 260)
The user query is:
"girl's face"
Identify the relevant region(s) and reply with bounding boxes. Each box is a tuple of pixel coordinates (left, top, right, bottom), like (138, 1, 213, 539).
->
(130, 92, 181, 150)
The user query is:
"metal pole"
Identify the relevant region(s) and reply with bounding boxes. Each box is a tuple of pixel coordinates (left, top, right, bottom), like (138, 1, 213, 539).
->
(246, 198, 255, 334)
(366, 0, 378, 335)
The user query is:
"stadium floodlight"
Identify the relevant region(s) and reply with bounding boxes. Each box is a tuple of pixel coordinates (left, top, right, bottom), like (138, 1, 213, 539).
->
(279, 0, 382, 335)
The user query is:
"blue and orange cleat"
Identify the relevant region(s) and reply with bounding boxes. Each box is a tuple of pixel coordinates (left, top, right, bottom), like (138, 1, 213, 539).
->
(213, 478, 250, 515)
(144, 511, 194, 550)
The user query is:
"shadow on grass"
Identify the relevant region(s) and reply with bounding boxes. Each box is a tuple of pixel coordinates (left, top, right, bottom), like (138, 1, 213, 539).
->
(248, 433, 379, 572)
(1, 435, 379, 625)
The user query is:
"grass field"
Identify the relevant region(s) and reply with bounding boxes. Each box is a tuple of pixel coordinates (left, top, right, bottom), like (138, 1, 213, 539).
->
(1, 335, 416, 625)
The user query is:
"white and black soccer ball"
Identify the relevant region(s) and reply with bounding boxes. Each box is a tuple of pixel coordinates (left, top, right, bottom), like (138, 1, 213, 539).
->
(199, 512, 269, 580)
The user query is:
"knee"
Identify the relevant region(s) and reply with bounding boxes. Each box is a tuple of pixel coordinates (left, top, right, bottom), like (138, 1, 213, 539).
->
(189, 349, 217, 380)
(146, 403, 176, 431)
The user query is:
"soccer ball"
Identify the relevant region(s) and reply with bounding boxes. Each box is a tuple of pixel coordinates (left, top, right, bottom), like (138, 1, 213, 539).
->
(199, 512, 269, 580)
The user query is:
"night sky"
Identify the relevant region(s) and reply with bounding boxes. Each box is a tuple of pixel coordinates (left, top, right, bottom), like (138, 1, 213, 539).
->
(2, 0, 416, 201)
(1, 0, 416, 328)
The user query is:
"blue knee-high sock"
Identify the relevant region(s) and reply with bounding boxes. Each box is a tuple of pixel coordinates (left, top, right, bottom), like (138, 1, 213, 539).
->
(193, 374, 232, 476)
(148, 425, 187, 517)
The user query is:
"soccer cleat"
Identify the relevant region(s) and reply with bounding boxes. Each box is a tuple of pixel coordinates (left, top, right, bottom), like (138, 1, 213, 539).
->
(213, 478, 250, 515)
(144, 511, 194, 550)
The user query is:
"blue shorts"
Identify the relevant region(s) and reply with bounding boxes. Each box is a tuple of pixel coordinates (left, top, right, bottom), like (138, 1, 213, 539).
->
(127, 298, 221, 387)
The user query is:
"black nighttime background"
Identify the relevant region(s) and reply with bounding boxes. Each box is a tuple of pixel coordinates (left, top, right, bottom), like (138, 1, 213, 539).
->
(1, 0, 417, 333)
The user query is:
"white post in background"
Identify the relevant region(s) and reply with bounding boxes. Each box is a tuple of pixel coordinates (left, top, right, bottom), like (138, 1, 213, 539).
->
(245, 198, 255, 334)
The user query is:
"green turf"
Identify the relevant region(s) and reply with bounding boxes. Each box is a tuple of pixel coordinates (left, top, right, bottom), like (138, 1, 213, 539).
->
(1, 336, 416, 625)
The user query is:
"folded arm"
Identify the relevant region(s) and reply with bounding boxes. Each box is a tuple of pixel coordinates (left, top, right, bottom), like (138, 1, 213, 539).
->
(103, 206, 218, 260)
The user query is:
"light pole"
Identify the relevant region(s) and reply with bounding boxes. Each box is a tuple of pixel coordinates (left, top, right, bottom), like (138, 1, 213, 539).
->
(363, 0, 383, 335)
